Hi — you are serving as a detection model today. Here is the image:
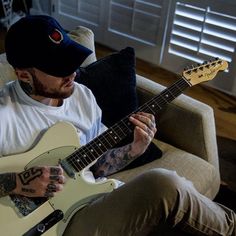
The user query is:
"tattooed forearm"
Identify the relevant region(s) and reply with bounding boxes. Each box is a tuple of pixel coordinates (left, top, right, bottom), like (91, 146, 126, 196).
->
(91, 144, 138, 178)
(0, 173, 17, 197)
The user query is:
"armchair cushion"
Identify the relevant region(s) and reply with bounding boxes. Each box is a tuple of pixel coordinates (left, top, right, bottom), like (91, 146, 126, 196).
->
(77, 46, 137, 127)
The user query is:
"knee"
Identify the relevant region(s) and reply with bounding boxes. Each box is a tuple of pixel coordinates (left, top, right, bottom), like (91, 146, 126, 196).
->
(139, 168, 191, 204)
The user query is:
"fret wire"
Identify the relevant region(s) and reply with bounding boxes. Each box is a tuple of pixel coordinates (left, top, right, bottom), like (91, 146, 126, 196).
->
(118, 119, 133, 135)
(89, 140, 106, 154)
(108, 128, 123, 143)
(75, 141, 109, 168)
(120, 118, 134, 132)
(66, 152, 84, 171)
(111, 126, 126, 140)
(113, 124, 127, 138)
(85, 142, 101, 157)
(90, 138, 108, 153)
(74, 148, 92, 168)
(103, 131, 120, 146)
(145, 104, 156, 114)
(67, 145, 96, 170)
(96, 132, 113, 149)
(80, 147, 95, 163)
(88, 140, 103, 156)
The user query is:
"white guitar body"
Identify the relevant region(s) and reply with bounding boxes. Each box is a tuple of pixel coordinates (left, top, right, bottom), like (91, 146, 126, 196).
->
(0, 122, 117, 236)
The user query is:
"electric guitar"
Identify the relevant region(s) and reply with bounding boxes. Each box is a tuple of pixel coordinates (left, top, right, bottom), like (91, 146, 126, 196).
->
(0, 59, 228, 236)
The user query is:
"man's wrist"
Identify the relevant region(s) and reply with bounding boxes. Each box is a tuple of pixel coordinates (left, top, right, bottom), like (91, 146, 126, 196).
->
(130, 142, 144, 158)
(0, 173, 17, 197)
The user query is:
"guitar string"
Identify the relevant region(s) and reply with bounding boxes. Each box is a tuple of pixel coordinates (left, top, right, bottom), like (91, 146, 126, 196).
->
(65, 78, 190, 171)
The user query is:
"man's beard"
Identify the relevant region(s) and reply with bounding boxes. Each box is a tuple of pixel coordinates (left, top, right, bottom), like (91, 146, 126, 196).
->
(31, 73, 74, 99)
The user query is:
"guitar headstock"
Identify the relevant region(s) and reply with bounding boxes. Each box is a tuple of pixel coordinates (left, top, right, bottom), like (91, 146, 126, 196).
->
(182, 59, 228, 86)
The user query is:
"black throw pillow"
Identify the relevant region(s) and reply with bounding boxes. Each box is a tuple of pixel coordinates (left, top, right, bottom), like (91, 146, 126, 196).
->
(76, 47, 162, 169)
(77, 47, 137, 127)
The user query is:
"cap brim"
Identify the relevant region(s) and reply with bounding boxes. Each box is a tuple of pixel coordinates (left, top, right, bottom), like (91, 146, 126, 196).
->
(36, 39, 93, 77)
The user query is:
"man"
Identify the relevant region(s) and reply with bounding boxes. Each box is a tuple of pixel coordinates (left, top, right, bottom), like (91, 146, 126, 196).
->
(0, 15, 235, 236)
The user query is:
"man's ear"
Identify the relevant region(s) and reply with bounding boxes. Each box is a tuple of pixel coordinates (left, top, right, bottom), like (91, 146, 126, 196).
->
(15, 69, 32, 83)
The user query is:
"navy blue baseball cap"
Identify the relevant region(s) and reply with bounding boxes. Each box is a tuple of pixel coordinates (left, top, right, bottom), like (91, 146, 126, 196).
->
(5, 15, 92, 77)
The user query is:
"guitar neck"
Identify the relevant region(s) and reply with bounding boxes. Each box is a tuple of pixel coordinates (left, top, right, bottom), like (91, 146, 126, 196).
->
(65, 77, 191, 172)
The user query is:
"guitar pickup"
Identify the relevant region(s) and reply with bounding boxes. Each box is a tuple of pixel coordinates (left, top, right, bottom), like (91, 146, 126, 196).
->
(59, 159, 76, 179)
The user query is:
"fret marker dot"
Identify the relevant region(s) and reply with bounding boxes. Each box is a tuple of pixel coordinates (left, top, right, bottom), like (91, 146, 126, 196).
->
(83, 154, 86, 157)
(114, 136, 117, 139)
(90, 149, 93, 152)
(165, 94, 169, 97)
(152, 104, 155, 107)
(98, 143, 101, 146)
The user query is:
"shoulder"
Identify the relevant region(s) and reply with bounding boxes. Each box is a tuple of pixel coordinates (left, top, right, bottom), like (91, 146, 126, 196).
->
(67, 82, 101, 117)
(73, 82, 97, 102)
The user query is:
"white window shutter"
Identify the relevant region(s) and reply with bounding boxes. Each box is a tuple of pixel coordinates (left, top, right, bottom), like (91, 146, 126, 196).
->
(161, 1, 236, 95)
(169, 3, 236, 63)
(108, 0, 163, 45)
(102, 0, 168, 64)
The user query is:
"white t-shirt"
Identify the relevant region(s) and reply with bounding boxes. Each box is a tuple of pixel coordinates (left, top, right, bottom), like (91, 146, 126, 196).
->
(0, 80, 107, 157)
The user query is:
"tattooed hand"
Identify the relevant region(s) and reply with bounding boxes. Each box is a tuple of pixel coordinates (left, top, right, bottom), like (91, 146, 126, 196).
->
(13, 166, 65, 198)
(91, 112, 157, 178)
(129, 112, 157, 156)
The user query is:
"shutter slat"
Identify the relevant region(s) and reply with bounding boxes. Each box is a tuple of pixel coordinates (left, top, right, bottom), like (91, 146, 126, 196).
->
(173, 24, 201, 41)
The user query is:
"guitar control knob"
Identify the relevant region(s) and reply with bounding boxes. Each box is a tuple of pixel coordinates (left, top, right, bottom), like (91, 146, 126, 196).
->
(37, 223, 46, 233)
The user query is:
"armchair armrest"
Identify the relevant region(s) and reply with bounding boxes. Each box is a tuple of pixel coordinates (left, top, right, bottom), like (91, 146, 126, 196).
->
(136, 74, 219, 172)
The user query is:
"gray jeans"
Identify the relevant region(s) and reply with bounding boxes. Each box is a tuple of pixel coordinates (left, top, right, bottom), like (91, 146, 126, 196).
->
(64, 168, 236, 236)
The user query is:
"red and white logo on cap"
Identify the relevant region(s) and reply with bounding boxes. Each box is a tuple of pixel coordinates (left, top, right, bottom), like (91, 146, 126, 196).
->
(49, 29, 63, 44)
